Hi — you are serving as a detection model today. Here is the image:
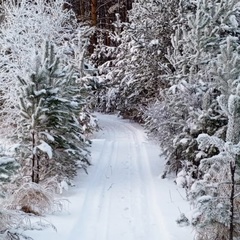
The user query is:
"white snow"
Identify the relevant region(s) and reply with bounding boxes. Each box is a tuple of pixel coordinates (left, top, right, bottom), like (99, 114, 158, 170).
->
(0, 156, 15, 165)
(176, 169, 187, 188)
(195, 151, 206, 160)
(149, 39, 159, 46)
(70, 101, 79, 107)
(229, 15, 239, 28)
(40, 132, 55, 142)
(34, 89, 47, 96)
(27, 113, 194, 240)
(179, 138, 189, 145)
(34, 140, 53, 159)
(59, 180, 69, 194)
(176, 176, 187, 188)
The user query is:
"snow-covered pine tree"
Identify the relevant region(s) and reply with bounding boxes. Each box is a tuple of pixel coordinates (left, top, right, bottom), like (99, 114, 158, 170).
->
(146, 0, 239, 178)
(187, 35, 240, 240)
(16, 42, 90, 183)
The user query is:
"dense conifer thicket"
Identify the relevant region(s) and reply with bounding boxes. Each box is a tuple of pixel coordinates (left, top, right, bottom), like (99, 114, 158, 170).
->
(92, 0, 240, 239)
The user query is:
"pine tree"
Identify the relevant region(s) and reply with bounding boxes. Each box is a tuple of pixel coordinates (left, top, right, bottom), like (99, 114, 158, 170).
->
(187, 34, 240, 240)
(16, 43, 90, 183)
(146, 0, 240, 178)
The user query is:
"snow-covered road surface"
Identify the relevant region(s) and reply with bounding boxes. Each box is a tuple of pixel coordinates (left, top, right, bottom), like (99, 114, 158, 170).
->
(28, 113, 193, 240)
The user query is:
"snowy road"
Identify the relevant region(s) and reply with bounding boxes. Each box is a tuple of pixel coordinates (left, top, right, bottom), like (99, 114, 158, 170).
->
(28, 113, 193, 240)
(69, 113, 171, 240)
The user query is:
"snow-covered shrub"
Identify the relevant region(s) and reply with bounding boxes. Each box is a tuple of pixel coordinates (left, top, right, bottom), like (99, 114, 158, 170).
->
(0, 202, 57, 240)
(188, 134, 240, 240)
(145, 83, 226, 178)
(0, 208, 25, 232)
(4, 181, 64, 216)
(145, 81, 198, 175)
(0, 176, 63, 238)
(0, 208, 31, 239)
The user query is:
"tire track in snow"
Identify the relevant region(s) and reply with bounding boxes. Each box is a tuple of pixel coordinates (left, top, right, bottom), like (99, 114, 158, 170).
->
(104, 125, 135, 240)
(127, 123, 171, 239)
(93, 140, 119, 240)
(68, 137, 115, 240)
(68, 114, 172, 240)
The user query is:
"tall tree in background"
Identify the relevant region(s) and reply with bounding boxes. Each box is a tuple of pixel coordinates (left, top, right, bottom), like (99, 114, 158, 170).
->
(90, 0, 97, 52)
(91, 0, 97, 26)
(68, 0, 133, 50)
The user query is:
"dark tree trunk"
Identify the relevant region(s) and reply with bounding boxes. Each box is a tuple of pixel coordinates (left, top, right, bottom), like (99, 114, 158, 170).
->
(31, 131, 39, 183)
(69, 0, 134, 52)
(90, 0, 97, 53)
(91, 0, 97, 26)
(79, 0, 85, 20)
(35, 155, 40, 183)
(230, 161, 236, 240)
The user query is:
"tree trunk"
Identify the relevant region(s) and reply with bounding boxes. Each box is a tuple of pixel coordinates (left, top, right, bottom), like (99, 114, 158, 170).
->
(91, 0, 97, 26)
(79, 0, 85, 20)
(31, 131, 40, 183)
(230, 161, 236, 240)
(35, 155, 40, 183)
(31, 131, 36, 183)
(90, 0, 97, 53)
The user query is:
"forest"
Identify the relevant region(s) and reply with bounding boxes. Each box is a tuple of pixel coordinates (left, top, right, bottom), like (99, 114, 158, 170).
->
(0, 0, 240, 239)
